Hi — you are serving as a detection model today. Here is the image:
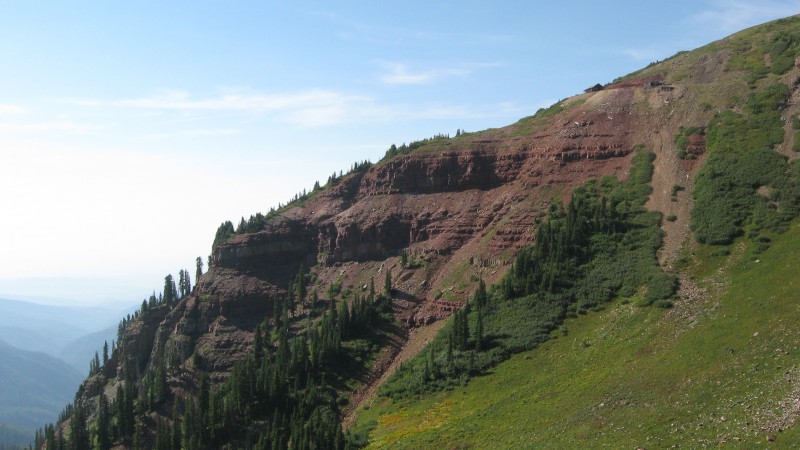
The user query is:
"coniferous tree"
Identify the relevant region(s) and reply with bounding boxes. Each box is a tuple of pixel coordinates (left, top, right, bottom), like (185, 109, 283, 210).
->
(475, 307, 484, 352)
(473, 279, 487, 310)
(384, 270, 392, 297)
(178, 271, 186, 299)
(177, 269, 191, 298)
(295, 263, 307, 309)
(133, 419, 146, 450)
(254, 323, 264, 363)
(163, 274, 176, 304)
(96, 392, 111, 450)
(155, 418, 172, 450)
(69, 402, 90, 450)
(369, 277, 376, 300)
(196, 256, 203, 281)
(44, 424, 57, 450)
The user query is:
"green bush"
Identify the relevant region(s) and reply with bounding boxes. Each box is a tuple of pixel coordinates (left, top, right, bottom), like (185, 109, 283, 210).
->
(691, 83, 797, 245)
(674, 127, 702, 159)
(768, 29, 800, 75)
(793, 131, 800, 152)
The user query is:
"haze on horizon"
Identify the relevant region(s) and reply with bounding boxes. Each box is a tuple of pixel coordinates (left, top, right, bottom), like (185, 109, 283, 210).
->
(1, 0, 798, 307)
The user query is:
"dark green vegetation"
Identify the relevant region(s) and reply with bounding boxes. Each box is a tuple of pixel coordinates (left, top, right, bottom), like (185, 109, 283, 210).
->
(140, 293, 391, 450)
(376, 149, 674, 402)
(726, 17, 800, 86)
(674, 125, 702, 159)
(381, 133, 453, 161)
(793, 114, 800, 152)
(691, 83, 800, 245)
(39, 264, 395, 450)
(531, 97, 587, 120)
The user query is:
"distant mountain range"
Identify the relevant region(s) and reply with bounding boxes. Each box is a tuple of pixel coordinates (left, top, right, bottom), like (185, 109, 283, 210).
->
(0, 339, 83, 430)
(0, 298, 134, 446)
(0, 297, 131, 373)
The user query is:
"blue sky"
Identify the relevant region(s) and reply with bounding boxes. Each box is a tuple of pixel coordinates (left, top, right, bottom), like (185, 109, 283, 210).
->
(0, 1, 798, 306)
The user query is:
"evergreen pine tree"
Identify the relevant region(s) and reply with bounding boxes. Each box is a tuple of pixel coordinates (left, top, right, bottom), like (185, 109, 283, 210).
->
(68, 402, 90, 450)
(475, 307, 484, 352)
(254, 324, 264, 363)
(296, 263, 307, 308)
(178, 271, 186, 299)
(384, 270, 392, 297)
(196, 256, 203, 281)
(96, 392, 111, 450)
(163, 274, 176, 304)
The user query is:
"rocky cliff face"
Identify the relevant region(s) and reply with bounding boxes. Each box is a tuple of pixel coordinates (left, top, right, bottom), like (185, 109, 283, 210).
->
(70, 75, 682, 434)
(117, 84, 659, 388)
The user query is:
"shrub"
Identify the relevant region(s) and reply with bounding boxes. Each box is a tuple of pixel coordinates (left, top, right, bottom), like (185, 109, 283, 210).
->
(691, 83, 796, 245)
(674, 127, 702, 159)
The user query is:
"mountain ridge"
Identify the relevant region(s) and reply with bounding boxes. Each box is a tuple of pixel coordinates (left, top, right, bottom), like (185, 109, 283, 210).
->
(0, 339, 84, 431)
(42, 14, 800, 449)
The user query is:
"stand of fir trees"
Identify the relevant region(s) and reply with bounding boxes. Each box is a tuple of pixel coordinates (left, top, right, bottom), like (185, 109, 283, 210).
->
(37, 260, 393, 450)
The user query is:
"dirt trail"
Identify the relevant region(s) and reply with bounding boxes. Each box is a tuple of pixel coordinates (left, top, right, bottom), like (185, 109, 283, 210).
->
(778, 69, 800, 160)
(342, 319, 446, 429)
(645, 123, 696, 269)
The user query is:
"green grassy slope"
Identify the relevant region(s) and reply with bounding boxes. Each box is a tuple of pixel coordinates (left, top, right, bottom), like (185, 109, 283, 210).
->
(357, 220, 800, 448)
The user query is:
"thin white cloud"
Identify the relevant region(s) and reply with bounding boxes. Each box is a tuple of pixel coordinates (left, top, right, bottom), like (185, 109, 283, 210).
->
(377, 61, 503, 86)
(0, 104, 25, 115)
(378, 63, 471, 85)
(689, 0, 800, 34)
(0, 121, 97, 133)
(620, 47, 667, 62)
(309, 9, 514, 47)
(71, 87, 526, 128)
(142, 128, 240, 140)
(112, 88, 370, 112)
(73, 89, 374, 127)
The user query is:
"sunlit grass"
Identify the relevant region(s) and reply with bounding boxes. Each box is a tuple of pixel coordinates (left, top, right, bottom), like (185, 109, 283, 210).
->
(357, 220, 800, 448)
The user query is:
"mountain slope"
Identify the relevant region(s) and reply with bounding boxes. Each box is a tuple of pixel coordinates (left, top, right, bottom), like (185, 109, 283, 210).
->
(57, 324, 118, 375)
(48, 14, 800, 450)
(357, 220, 800, 447)
(353, 15, 800, 447)
(0, 298, 125, 367)
(0, 340, 84, 430)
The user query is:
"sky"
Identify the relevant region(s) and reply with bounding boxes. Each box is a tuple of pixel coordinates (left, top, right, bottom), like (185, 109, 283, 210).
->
(0, 1, 798, 306)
